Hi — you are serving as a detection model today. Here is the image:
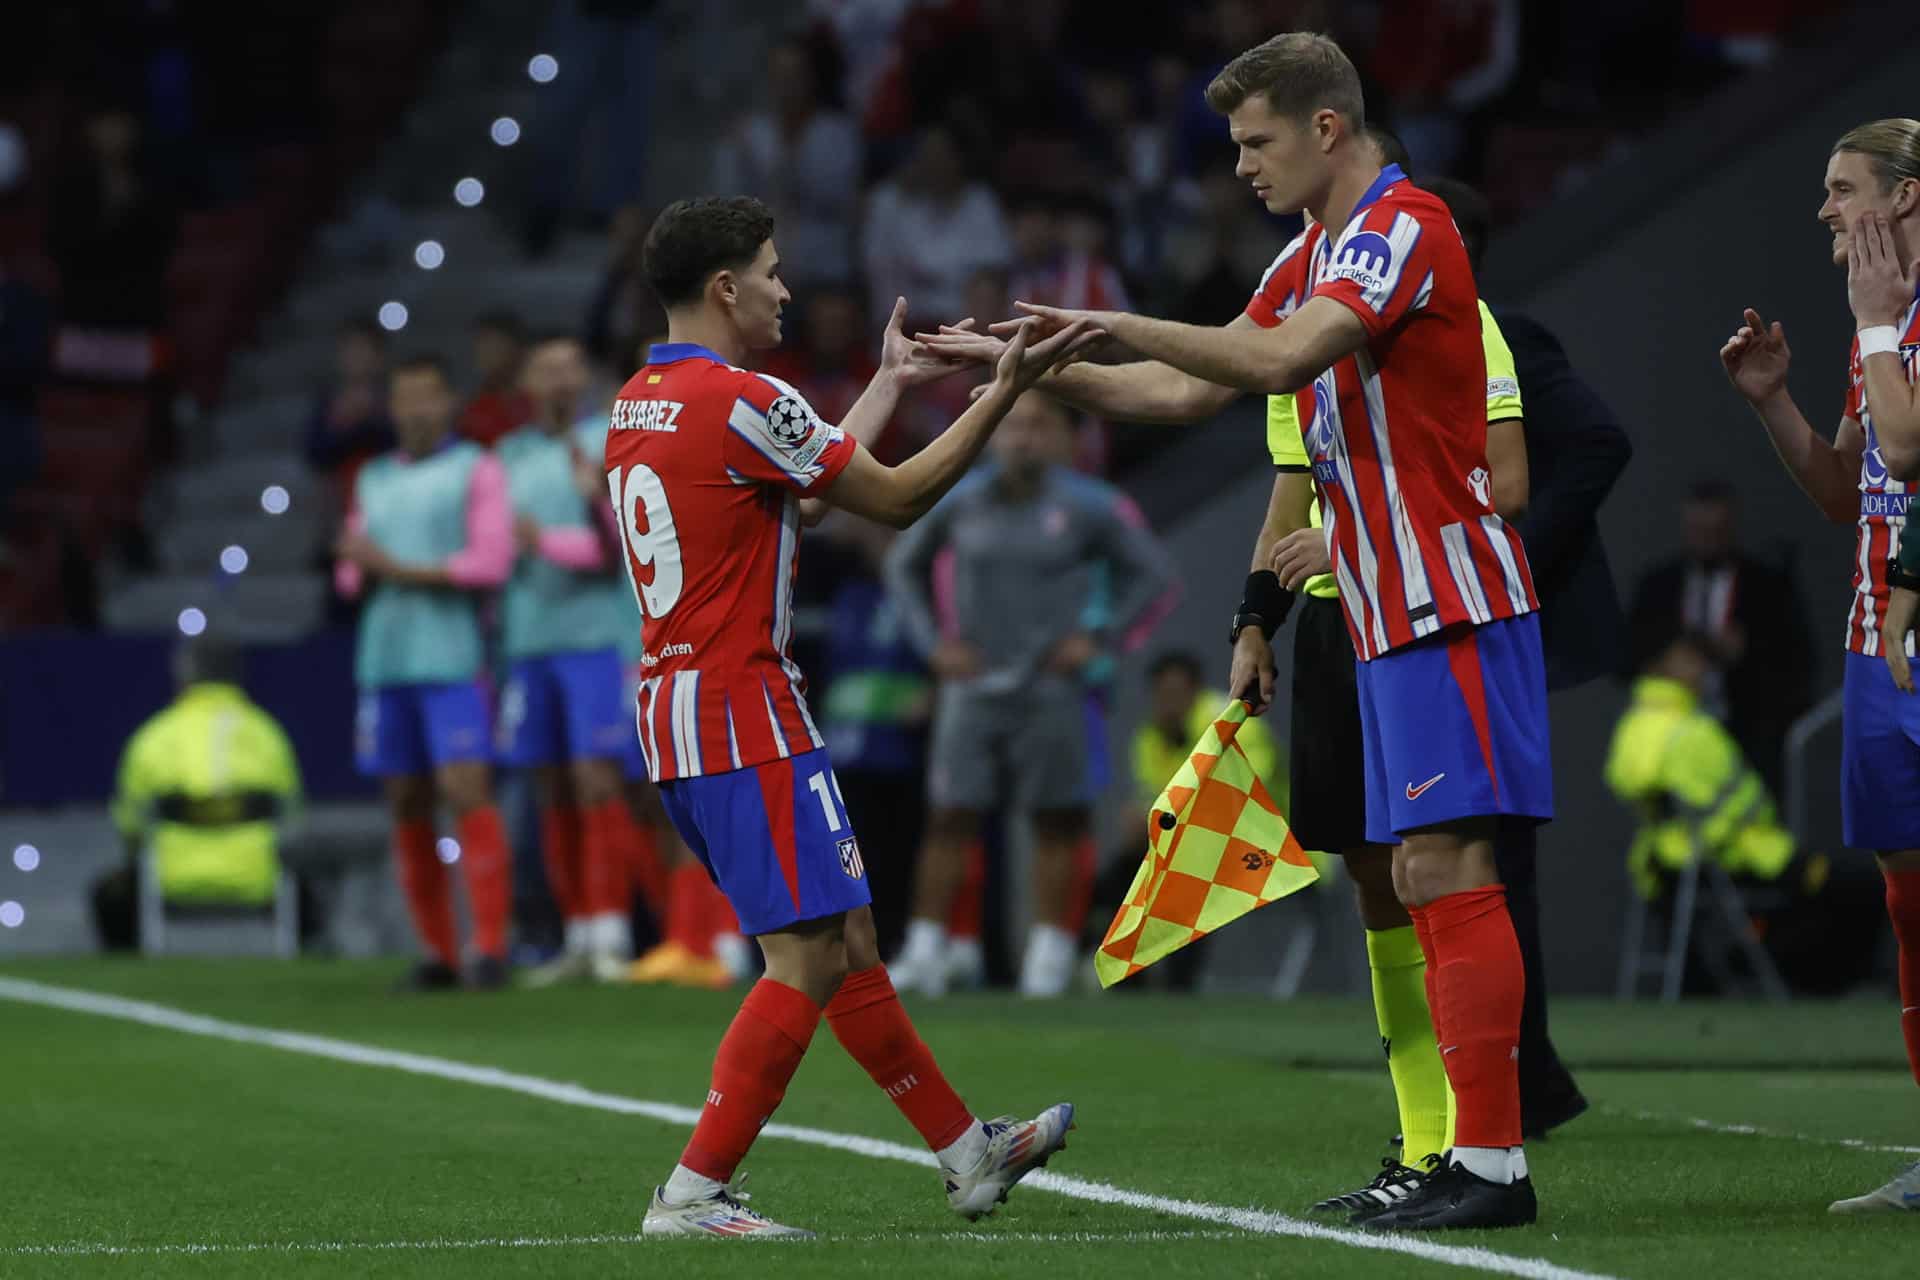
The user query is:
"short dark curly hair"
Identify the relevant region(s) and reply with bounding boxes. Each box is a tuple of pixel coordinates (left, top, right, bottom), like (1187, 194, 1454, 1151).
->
(643, 196, 777, 307)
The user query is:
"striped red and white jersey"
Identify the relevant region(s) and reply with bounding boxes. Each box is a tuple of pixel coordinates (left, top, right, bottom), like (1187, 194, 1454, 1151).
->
(1842, 290, 1920, 657)
(1244, 165, 1537, 661)
(604, 343, 857, 781)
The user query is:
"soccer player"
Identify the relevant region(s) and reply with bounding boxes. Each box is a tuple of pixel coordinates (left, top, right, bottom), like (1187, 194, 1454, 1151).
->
(1720, 117, 1920, 1214)
(618, 196, 1092, 1238)
(924, 33, 1550, 1230)
(335, 354, 517, 991)
(882, 391, 1178, 998)
(495, 333, 637, 985)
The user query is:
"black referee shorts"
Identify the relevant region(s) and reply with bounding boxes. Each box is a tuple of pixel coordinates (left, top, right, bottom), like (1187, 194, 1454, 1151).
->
(1288, 593, 1370, 853)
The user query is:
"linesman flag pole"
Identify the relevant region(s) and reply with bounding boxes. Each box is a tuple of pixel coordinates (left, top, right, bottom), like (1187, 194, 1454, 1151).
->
(1095, 699, 1319, 988)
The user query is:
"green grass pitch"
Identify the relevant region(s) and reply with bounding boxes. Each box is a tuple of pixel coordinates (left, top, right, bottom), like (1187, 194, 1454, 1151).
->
(1, 957, 1913, 1278)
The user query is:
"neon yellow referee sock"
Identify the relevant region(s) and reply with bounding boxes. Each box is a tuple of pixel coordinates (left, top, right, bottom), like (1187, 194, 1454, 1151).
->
(1366, 925, 1454, 1167)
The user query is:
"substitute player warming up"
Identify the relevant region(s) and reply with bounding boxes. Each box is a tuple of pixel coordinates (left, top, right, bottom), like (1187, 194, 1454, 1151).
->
(616, 197, 1093, 1239)
(1721, 117, 1920, 1214)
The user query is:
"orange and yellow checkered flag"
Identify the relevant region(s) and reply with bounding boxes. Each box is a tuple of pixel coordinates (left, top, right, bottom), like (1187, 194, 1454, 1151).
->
(1095, 699, 1318, 988)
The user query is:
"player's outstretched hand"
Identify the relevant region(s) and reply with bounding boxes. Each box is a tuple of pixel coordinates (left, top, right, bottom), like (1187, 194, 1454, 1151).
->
(1848, 213, 1920, 329)
(1720, 307, 1791, 406)
(914, 319, 1006, 367)
(991, 317, 1104, 395)
(989, 301, 1116, 343)
(880, 296, 974, 389)
(1887, 586, 1920, 693)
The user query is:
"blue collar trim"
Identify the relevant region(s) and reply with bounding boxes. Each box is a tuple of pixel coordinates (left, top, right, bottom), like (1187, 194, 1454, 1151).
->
(647, 342, 726, 366)
(1349, 163, 1406, 221)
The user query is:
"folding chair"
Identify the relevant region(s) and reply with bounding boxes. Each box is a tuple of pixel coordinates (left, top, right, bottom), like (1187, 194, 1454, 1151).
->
(1616, 844, 1789, 1002)
(137, 791, 298, 958)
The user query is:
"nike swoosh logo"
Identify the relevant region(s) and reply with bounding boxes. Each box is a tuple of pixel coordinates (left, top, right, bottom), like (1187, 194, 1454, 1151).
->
(1904, 1007, 1920, 1015)
(1405, 773, 1446, 801)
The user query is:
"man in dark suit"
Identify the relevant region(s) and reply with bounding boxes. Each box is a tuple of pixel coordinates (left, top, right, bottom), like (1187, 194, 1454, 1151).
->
(1429, 178, 1634, 1138)
(1628, 482, 1812, 796)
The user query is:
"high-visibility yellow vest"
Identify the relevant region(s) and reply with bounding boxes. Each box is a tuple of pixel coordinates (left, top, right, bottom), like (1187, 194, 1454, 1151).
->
(1604, 676, 1794, 898)
(112, 683, 303, 904)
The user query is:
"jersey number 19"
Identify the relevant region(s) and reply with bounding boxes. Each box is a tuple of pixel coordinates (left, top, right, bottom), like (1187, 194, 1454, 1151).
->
(608, 463, 683, 618)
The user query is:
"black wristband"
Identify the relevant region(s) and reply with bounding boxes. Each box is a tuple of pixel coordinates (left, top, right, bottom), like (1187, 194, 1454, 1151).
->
(1233, 570, 1294, 642)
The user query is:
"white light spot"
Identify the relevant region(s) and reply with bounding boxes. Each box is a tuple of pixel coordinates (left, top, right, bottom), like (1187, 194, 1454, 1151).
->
(528, 54, 558, 84)
(261, 485, 291, 516)
(436, 838, 461, 865)
(177, 607, 207, 637)
(220, 545, 249, 575)
(413, 239, 445, 270)
(453, 177, 485, 208)
(378, 301, 409, 331)
(12, 845, 39, 873)
(0, 901, 22, 929)
(490, 116, 521, 147)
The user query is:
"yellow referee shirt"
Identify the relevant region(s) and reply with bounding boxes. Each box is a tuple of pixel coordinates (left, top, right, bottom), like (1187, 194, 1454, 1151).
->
(1266, 299, 1523, 600)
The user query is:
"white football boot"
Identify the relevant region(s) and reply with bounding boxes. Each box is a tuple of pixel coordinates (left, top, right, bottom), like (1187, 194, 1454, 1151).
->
(944, 1103, 1076, 1220)
(642, 1180, 815, 1239)
(1830, 1160, 1920, 1214)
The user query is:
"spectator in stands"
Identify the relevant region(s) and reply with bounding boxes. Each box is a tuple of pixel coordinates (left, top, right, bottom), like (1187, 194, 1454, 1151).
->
(1629, 480, 1812, 795)
(458, 310, 532, 448)
(0, 260, 50, 559)
(92, 631, 306, 951)
(862, 123, 1011, 329)
(1367, 0, 1521, 174)
(304, 318, 395, 519)
(883, 391, 1177, 998)
(47, 106, 179, 381)
(1163, 170, 1292, 325)
(712, 35, 861, 289)
(521, 0, 659, 256)
(758, 286, 889, 457)
(584, 204, 665, 372)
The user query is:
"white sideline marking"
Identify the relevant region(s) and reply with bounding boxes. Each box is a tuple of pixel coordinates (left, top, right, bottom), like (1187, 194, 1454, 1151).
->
(1620, 1108, 1920, 1157)
(1, 1230, 1247, 1259)
(0, 977, 1618, 1280)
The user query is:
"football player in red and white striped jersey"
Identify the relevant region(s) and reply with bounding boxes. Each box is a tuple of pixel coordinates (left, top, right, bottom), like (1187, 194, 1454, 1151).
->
(1721, 117, 1920, 1215)
(922, 33, 1551, 1231)
(621, 196, 1094, 1238)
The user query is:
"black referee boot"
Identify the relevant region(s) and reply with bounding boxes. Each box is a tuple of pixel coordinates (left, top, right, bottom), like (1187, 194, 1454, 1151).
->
(1363, 1159, 1537, 1232)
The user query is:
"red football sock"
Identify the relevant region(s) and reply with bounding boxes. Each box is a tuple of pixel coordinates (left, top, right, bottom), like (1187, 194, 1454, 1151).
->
(457, 806, 514, 960)
(679, 979, 822, 1181)
(392, 818, 457, 968)
(1409, 903, 1442, 1023)
(1884, 868, 1920, 1086)
(578, 798, 631, 918)
(540, 804, 582, 922)
(1063, 835, 1097, 936)
(826, 966, 975, 1151)
(623, 811, 669, 919)
(668, 862, 716, 957)
(1418, 886, 1524, 1149)
(945, 841, 986, 940)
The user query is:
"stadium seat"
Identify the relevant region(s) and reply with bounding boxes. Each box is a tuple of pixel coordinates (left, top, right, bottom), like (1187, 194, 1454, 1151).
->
(155, 508, 321, 576)
(102, 571, 328, 641)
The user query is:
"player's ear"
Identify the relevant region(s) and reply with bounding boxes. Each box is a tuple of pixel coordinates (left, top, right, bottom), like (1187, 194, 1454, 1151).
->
(1895, 177, 1918, 219)
(709, 268, 738, 310)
